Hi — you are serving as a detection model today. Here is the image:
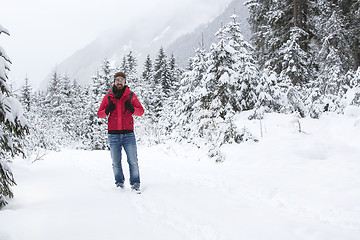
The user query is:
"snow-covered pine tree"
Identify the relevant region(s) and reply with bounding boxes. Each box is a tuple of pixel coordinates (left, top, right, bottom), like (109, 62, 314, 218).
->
(156, 47, 173, 101)
(137, 55, 162, 145)
(43, 71, 65, 148)
(88, 59, 115, 150)
(158, 53, 183, 138)
(168, 53, 182, 98)
(126, 50, 137, 74)
(278, 26, 310, 86)
(245, 0, 271, 68)
(312, 6, 355, 113)
(101, 58, 114, 91)
(69, 79, 87, 146)
(173, 41, 208, 142)
(226, 12, 259, 111)
(46, 71, 62, 117)
(20, 77, 32, 112)
(153, 47, 167, 86)
(141, 55, 155, 113)
(304, 85, 324, 119)
(247, 0, 359, 96)
(246, 0, 313, 83)
(121, 56, 128, 76)
(195, 21, 251, 161)
(254, 68, 284, 117)
(350, 4, 360, 70)
(58, 74, 74, 145)
(343, 68, 360, 106)
(19, 82, 51, 158)
(152, 47, 168, 119)
(246, 0, 291, 74)
(141, 55, 155, 116)
(124, 51, 142, 97)
(182, 42, 207, 93)
(202, 23, 242, 114)
(80, 85, 94, 149)
(0, 25, 28, 208)
(318, 10, 352, 97)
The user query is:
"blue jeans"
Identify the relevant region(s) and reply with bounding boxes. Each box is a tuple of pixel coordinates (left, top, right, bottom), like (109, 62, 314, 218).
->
(108, 133, 140, 188)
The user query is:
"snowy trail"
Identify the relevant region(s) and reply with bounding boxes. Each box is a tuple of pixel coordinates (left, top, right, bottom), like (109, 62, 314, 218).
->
(1, 112, 360, 240)
(0, 147, 357, 240)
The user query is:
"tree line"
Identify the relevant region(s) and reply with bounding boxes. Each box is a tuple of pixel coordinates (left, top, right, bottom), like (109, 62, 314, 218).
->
(17, 9, 360, 161)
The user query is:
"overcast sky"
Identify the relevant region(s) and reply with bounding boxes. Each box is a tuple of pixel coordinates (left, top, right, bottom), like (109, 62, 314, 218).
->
(1, 0, 233, 89)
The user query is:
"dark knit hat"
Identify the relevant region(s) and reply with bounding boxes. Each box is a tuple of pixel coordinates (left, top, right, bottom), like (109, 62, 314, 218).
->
(114, 72, 126, 79)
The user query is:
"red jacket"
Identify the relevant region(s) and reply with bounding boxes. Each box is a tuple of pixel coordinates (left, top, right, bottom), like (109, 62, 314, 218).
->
(97, 87, 144, 132)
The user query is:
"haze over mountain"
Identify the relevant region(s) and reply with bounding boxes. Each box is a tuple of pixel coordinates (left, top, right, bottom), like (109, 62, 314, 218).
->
(166, 0, 250, 68)
(42, 0, 249, 88)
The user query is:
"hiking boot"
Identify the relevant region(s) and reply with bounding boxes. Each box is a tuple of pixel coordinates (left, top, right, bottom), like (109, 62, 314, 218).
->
(132, 187, 141, 194)
(116, 182, 125, 189)
(131, 183, 141, 194)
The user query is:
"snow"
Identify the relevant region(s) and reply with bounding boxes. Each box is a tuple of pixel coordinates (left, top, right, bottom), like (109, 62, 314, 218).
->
(1, 112, 360, 240)
(0, 24, 10, 35)
(0, 46, 11, 63)
(2, 96, 28, 127)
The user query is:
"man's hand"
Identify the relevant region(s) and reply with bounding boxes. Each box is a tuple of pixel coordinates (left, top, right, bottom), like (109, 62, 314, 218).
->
(105, 97, 116, 115)
(124, 99, 135, 114)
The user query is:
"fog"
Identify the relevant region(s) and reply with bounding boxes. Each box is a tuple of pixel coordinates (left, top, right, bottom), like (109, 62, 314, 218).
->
(1, 0, 233, 89)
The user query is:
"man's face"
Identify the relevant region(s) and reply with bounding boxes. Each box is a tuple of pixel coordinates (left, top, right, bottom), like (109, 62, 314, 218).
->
(114, 77, 126, 89)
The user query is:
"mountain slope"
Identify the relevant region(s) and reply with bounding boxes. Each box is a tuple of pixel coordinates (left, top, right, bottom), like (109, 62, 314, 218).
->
(40, 0, 238, 88)
(166, 0, 250, 68)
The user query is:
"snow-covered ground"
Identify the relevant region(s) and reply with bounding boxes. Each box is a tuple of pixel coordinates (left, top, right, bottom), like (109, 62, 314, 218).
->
(1, 110, 360, 240)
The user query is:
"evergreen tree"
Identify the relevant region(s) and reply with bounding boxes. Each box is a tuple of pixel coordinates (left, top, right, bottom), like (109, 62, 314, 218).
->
(345, 0, 360, 69)
(58, 74, 74, 144)
(173, 42, 208, 141)
(88, 60, 115, 150)
(121, 56, 128, 75)
(101, 58, 114, 91)
(245, 0, 271, 67)
(45, 71, 62, 120)
(41, 73, 65, 149)
(246, 0, 291, 73)
(278, 26, 310, 86)
(126, 50, 137, 74)
(168, 53, 182, 97)
(192, 20, 255, 161)
(318, 10, 353, 97)
(0, 25, 28, 208)
(254, 68, 284, 115)
(142, 55, 153, 80)
(141, 55, 159, 120)
(124, 51, 142, 95)
(153, 47, 173, 99)
(81, 85, 94, 148)
(343, 67, 360, 106)
(183, 41, 208, 93)
(226, 13, 259, 111)
(246, 0, 312, 83)
(152, 47, 168, 118)
(20, 77, 32, 112)
(153, 47, 167, 85)
(202, 23, 242, 114)
(70, 79, 86, 144)
(246, 0, 359, 91)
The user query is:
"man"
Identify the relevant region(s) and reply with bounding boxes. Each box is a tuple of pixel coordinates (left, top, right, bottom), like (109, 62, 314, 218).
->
(97, 72, 144, 193)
